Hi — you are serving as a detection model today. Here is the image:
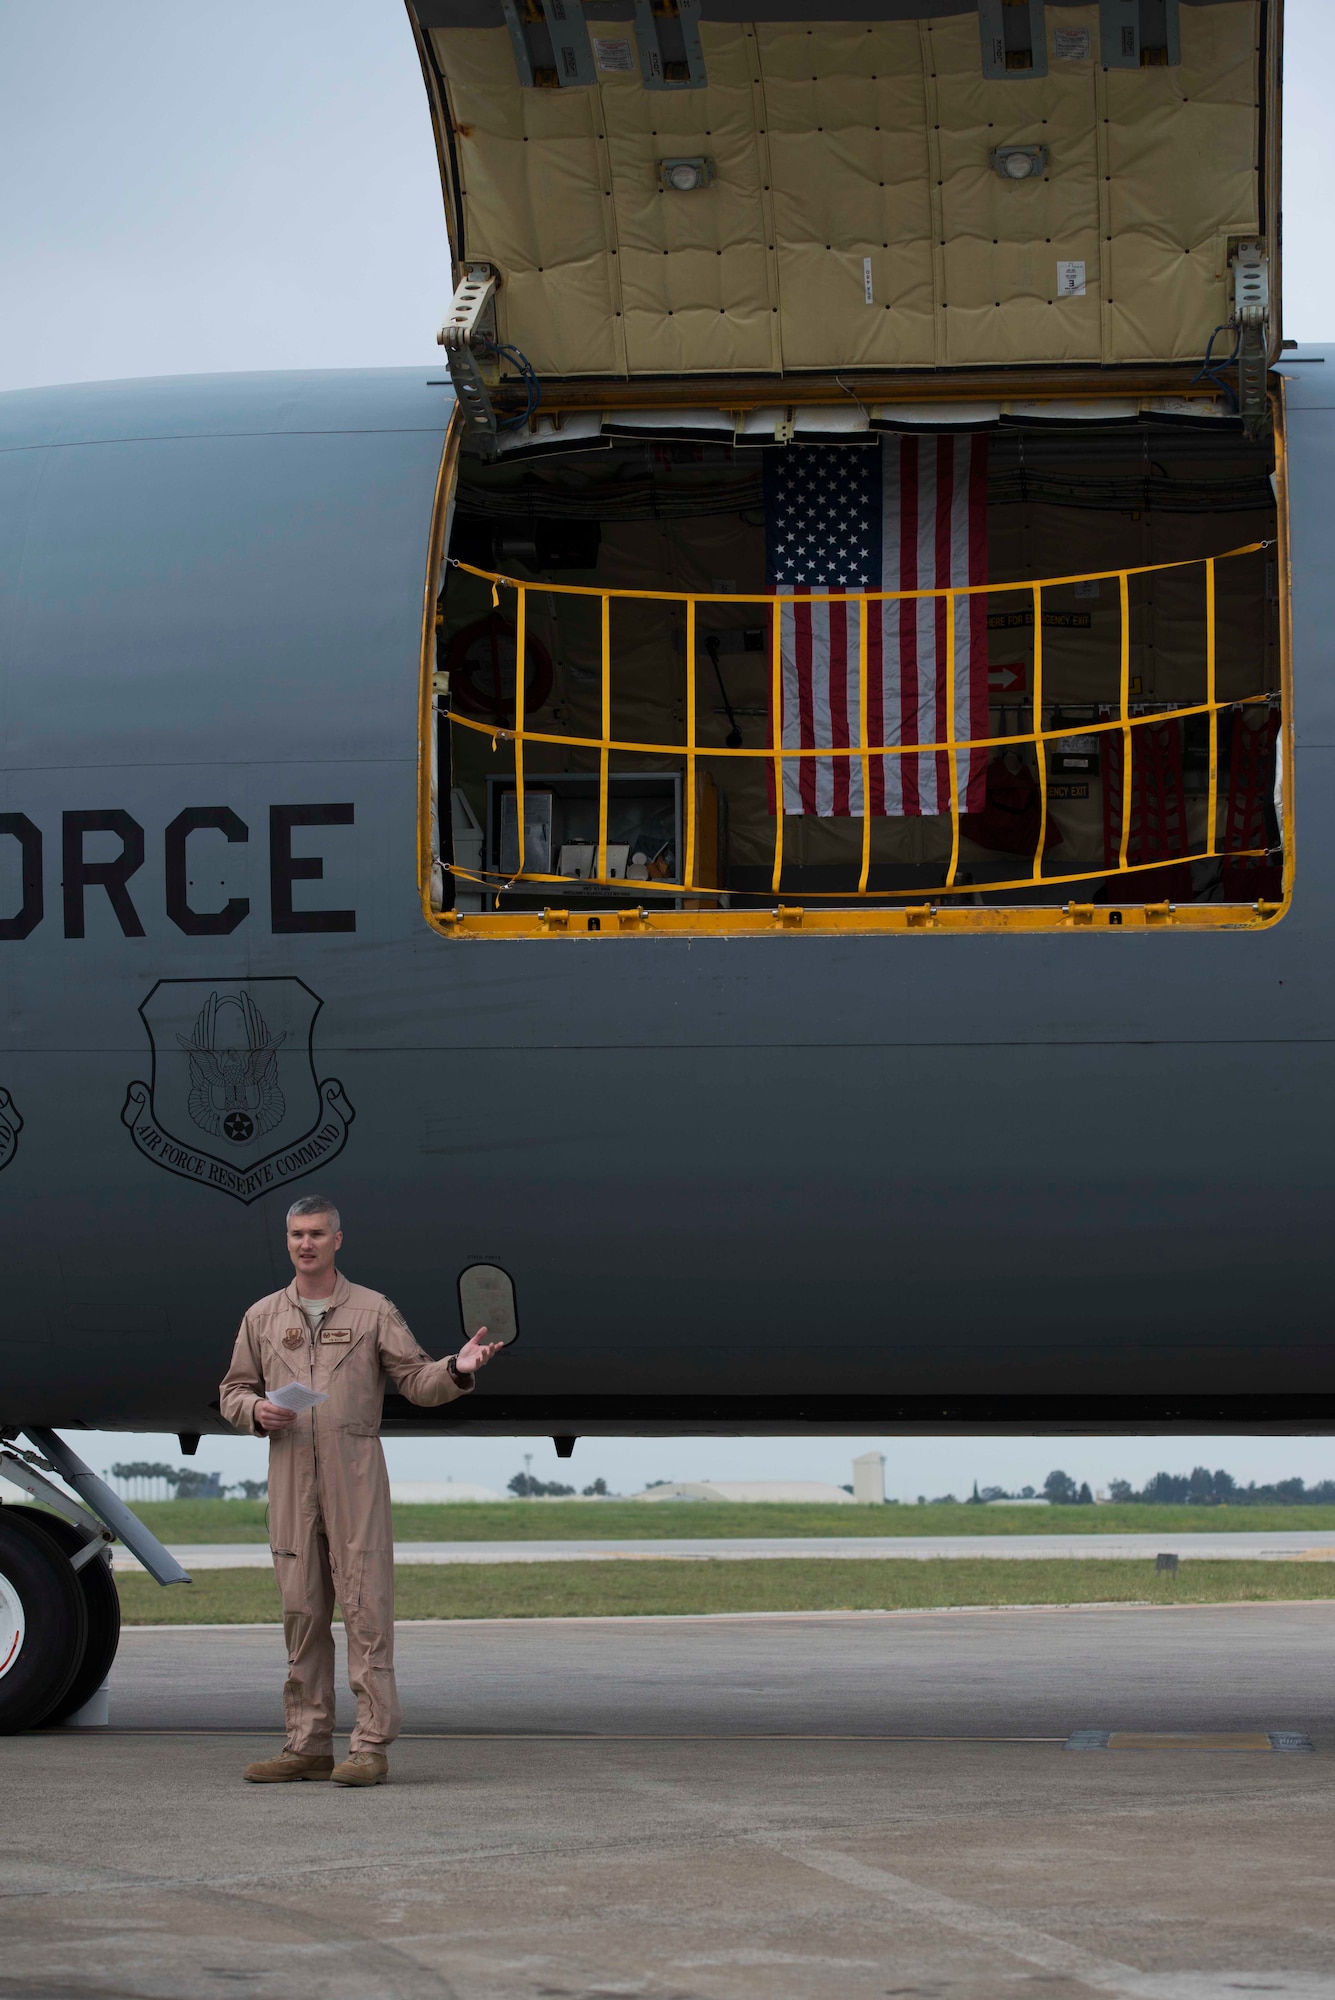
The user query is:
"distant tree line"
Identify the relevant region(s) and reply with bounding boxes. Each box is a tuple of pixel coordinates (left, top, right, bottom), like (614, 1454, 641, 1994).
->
(1042, 1473, 1095, 1505)
(110, 1461, 267, 1501)
(968, 1482, 1046, 1504)
(967, 1474, 1095, 1505)
(507, 1472, 611, 1498)
(1106, 1467, 1335, 1507)
(964, 1467, 1335, 1507)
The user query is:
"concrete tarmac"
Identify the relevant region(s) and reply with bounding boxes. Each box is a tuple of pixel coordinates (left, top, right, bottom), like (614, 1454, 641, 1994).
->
(4, 1603, 1335, 1999)
(110, 1529, 1335, 1571)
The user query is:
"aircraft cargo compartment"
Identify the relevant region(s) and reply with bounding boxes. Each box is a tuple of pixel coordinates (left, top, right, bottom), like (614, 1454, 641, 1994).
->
(426, 393, 1289, 938)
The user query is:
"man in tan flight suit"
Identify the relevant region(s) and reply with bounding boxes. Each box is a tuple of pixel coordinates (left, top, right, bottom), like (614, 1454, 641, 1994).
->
(220, 1193, 502, 1786)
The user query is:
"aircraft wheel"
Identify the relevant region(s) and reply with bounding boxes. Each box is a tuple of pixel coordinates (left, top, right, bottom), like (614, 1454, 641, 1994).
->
(5, 1506, 121, 1725)
(0, 1510, 89, 1733)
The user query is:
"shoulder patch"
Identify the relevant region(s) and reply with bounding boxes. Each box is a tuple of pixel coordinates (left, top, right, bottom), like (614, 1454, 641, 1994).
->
(384, 1302, 408, 1329)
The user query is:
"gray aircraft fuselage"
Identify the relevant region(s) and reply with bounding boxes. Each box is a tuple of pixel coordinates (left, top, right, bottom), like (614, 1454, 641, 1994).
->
(1, 360, 1332, 1444)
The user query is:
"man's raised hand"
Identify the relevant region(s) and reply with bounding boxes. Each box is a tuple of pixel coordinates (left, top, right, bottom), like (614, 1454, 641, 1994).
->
(456, 1327, 505, 1374)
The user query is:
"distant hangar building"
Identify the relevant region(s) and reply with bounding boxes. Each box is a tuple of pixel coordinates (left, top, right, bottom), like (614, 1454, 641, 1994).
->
(634, 1481, 857, 1505)
(389, 1480, 503, 1503)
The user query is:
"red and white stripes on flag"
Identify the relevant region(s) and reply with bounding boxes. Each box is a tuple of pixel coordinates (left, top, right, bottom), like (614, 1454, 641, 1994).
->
(774, 436, 990, 817)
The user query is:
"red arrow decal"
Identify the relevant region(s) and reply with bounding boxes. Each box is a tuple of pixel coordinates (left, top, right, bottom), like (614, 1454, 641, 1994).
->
(988, 661, 1027, 694)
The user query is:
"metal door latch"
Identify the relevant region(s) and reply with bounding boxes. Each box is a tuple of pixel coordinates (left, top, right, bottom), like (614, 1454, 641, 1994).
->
(438, 264, 501, 447)
(1099, 0, 1180, 68)
(634, 0, 707, 89)
(1230, 240, 1271, 438)
(978, 0, 1047, 79)
(502, 0, 596, 89)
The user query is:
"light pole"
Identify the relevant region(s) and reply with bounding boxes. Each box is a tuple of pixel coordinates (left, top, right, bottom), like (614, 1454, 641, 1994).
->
(523, 1450, 533, 1498)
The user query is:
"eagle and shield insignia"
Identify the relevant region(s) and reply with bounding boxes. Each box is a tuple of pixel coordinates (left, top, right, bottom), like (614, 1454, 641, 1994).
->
(0, 1086, 22, 1174)
(121, 978, 354, 1204)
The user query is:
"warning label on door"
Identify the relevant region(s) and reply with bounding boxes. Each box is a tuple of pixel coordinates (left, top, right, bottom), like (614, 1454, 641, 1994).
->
(592, 37, 635, 72)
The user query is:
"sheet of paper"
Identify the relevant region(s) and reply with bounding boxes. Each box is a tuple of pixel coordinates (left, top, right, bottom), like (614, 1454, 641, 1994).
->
(267, 1381, 327, 1413)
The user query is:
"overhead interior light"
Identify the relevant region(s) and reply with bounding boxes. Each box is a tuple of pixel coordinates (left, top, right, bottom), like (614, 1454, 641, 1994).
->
(990, 144, 1048, 180)
(658, 157, 715, 193)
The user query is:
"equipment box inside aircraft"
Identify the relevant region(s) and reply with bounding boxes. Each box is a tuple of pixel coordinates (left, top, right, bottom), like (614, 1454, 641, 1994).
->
(484, 771, 724, 907)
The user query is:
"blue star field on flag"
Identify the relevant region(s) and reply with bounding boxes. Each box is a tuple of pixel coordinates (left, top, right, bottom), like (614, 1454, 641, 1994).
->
(763, 443, 883, 590)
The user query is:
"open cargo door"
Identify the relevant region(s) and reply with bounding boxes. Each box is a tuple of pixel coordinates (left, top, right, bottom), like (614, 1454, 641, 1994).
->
(409, 0, 1280, 418)
(414, 2, 1290, 942)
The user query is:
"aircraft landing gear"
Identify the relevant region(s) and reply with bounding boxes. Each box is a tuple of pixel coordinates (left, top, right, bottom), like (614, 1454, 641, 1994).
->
(0, 1509, 96, 1732)
(3, 1506, 122, 1726)
(0, 1429, 186, 1734)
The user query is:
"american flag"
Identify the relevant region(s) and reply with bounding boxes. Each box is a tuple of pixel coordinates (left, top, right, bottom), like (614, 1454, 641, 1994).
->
(764, 437, 990, 817)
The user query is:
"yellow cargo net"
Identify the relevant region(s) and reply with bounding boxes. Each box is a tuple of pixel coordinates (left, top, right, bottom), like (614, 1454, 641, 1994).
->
(442, 544, 1275, 903)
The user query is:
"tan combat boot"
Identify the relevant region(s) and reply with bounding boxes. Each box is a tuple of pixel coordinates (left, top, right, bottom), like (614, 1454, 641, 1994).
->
(331, 1749, 389, 1787)
(243, 1749, 334, 1784)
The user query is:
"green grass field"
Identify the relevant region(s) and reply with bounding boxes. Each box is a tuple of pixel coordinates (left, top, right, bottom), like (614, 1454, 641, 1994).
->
(113, 1557, 1335, 1625)
(127, 1498, 1335, 1544)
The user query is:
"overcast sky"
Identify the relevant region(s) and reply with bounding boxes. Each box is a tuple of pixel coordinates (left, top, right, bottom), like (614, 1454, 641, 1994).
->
(3, 4, 1331, 1497)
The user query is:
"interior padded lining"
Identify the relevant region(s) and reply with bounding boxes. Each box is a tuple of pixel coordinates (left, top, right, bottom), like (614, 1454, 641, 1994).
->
(984, 502, 1273, 707)
(429, 3, 1261, 378)
(757, 22, 937, 368)
(601, 28, 780, 375)
(933, 13, 1102, 364)
(1102, 8, 1259, 361)
(434, 28, 625, 378)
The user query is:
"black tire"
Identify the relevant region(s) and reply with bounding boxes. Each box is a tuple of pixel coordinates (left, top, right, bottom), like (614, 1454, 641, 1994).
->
(4, 1507, 120, 1725)
(0, 1510, 88, 1733)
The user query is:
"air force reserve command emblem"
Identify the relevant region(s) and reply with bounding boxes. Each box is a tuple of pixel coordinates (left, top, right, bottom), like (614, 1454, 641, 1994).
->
(121, 978, 354, 1204)
(0, 1087, 22, 1173)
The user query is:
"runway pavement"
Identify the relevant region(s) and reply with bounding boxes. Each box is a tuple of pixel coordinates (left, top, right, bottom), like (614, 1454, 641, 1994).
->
(109, 1529, 1335, 1571)
(5, 1602, 1334, 1999)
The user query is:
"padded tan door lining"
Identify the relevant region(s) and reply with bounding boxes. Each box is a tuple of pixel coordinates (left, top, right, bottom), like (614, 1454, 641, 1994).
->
(412, 2, 1274, 379)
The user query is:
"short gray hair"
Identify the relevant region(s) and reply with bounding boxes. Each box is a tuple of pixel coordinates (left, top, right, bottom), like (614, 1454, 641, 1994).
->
(286, 1194, 341, 1231)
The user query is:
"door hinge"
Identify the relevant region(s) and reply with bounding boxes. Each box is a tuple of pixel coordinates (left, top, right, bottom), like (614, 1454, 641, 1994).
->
(1231, 240, 1271, 439)
(438, 264, 501, 451)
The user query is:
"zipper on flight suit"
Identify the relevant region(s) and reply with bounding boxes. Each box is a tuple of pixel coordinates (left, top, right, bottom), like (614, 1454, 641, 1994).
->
(295, 1297, 319, 1485)
(308, 1321, 319, 1486)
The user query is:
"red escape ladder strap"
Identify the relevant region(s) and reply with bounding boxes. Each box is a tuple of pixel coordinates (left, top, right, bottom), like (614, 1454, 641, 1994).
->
(1223, 706, 1279, 856)
(1103, 713, 1188, 869)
